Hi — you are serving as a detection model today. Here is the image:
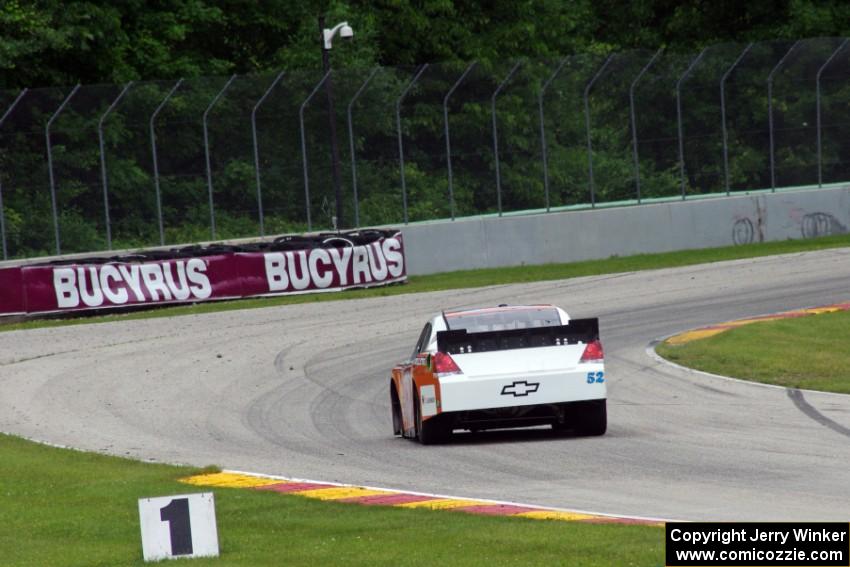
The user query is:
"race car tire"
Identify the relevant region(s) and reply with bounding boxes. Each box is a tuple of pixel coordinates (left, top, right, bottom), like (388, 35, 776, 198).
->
(575, 399, 607, 436)
(414, 391, 450, 445)
(391, 383, 403, 436)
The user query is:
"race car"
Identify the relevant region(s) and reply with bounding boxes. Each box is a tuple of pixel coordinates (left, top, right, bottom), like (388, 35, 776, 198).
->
(390, 304, 606, 444)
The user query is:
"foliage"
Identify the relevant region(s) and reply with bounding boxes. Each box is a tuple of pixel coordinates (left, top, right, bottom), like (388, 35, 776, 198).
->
(2, 2, 850, 257)
(4, 1, 850, 89)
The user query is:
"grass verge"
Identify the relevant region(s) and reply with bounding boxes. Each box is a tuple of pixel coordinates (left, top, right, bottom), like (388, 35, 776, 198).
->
(0, 434, 662, 566)
(3, 233, 850, 333)
(656, 310, 850, 394)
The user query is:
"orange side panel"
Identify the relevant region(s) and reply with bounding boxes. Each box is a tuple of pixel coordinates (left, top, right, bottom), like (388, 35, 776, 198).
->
(412, 360, 442, 422)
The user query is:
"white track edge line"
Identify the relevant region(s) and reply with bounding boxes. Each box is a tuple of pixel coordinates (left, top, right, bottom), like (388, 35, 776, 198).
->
(221, 468, 671, 523)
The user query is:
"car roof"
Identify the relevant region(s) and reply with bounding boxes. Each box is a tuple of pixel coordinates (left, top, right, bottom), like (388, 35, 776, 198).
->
(443, 304, 556, 318)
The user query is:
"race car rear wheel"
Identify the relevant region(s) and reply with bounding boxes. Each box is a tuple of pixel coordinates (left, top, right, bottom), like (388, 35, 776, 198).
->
(575, 399, 607, 436)
(414, 390, 450, 445)
(391, 383, 403, 436)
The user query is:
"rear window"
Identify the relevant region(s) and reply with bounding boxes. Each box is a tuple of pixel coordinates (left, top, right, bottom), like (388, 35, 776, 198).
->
(446, 308, 562, 333)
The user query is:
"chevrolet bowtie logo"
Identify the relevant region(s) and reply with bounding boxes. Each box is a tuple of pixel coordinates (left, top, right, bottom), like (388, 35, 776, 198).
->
(500, 381, 540, 397)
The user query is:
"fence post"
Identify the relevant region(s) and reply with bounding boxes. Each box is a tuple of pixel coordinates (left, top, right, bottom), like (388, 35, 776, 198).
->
(444, 61, 477, 220)
(816, 39, 848, 188)
(395, 64, 429, 225)
(720, 43, 754, 195)
(299, 70, 332, 232)
(629, 48, 663, 203)
(251, 70, 285, 237)
(584, 55, 615, 208)
(538, 58, 568, 212)
(768, 40, 801, 192)
(150, 79, 184, 246)
(0, 88, 28, 260)
(45, 84, 81, 255)
(491, 61, 522, 217)
(98, 81, 133, 251)
(203, 74, 238, 240)
(676, 49, 708, 199)
(347, 66, 380, 228)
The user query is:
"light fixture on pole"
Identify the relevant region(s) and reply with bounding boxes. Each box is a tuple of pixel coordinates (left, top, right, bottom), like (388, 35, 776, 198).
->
(319, 17, 353, 231)
(323, 21, 353, 49)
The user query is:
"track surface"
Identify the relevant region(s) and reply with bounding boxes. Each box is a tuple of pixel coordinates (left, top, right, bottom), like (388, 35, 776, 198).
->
(2, 249, 849, 521)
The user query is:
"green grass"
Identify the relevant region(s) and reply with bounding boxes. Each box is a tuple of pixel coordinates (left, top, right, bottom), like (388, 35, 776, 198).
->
(4, 232, 850, 333)
(656, 310, 850, 394)
(0, 434, 663, 566)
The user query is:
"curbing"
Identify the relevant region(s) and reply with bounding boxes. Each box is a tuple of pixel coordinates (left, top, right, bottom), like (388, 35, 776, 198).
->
(662, 302, 850, 345)
(181, 470, 666, 526)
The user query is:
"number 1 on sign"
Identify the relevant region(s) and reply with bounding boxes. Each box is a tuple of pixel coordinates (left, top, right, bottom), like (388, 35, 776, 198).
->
(160, 498, 193, 556)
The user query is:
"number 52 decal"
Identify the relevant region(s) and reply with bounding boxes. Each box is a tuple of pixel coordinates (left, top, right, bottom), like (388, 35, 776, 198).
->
(586, 371, 605, 384)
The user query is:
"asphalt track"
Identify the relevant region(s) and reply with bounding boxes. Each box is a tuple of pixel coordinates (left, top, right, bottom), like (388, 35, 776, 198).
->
(2, 248, 849, 521)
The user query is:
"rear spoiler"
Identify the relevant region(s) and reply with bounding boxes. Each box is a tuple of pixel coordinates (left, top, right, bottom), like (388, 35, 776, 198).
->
(436, 318, 599, 355)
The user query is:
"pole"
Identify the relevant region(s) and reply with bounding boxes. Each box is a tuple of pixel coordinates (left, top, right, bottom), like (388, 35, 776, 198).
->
(396, 64, 429, 225)
(584, 55, 615, 208)
(300, 70, 332, 232)
(629, 48, 663, 203)
(768, 40, 801, 192)
(816, 39, 847, 187)
(538, 57, 568, 212)
(252, 70, 285, 237)
(676, 48, 708, 199)
(98, 81, 133, 250)
(444, 61, 477, 220)
(491, 62, 522, 216)
(46, 83, 81, 255)
(319, 16, 345, 229)
(0, 88, 29, 260)
(203, 73, 238, 240)
(150, 79, 184, 246)
(347, 66, 380, 228)
(721, 43, 754, 195)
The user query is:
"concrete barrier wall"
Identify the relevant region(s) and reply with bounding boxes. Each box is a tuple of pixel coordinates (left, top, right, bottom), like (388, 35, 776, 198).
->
(2, 186, 847, 279)
(401, 186, 850, 275)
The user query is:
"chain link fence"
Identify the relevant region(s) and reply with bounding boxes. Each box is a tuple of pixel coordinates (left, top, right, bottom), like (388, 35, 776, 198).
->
(1, 37, 849, 260)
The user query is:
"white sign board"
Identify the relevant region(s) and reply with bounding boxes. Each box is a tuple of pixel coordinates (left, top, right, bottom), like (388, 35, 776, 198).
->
(138, 492, 219, 562)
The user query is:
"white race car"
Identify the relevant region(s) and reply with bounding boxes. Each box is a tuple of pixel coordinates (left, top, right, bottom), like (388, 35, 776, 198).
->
(390, 304, 606, 444)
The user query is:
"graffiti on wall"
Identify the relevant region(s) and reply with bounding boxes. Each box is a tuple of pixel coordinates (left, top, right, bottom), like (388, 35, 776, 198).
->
(732, 218, 755, 245)
(801, 212, 847, 238)
(731, 199, 767, 246)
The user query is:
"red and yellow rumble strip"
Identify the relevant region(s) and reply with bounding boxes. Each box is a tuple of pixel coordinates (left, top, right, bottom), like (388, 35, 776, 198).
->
(181, 471, 661, 526)
(665, 301, 850, 345)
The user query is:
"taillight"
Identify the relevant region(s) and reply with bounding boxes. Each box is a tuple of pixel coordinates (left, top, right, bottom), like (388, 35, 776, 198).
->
(580, 339, 604, 363)
(432, 352, 462, 375)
